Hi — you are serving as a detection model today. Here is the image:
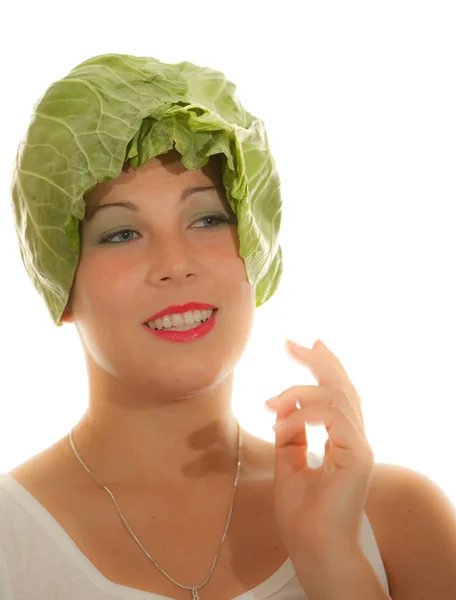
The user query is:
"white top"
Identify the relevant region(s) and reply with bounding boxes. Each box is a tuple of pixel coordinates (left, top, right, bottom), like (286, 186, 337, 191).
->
(0, 452, 390, 599)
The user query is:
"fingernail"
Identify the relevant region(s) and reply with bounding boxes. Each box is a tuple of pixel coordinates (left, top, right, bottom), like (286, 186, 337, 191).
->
(265, 396, 279, 407)
(286, 339, 302, 352)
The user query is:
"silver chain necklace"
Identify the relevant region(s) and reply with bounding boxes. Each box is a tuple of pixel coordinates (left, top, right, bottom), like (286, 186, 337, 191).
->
(68, 421, 243, 600)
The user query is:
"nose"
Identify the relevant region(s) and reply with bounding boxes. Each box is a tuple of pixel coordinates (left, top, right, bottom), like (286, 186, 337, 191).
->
(148, 234, 199, 285)
(159, 269, 195, 283)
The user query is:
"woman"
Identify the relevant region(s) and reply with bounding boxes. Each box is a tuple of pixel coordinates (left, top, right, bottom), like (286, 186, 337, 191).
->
(1, 53, 455, 600)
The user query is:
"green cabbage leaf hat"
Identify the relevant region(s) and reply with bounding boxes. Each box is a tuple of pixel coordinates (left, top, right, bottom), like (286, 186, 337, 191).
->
(11, 53, 283, 327)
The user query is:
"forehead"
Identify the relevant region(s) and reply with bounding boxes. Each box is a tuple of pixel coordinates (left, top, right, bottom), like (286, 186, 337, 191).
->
(85, 149, 223, 208)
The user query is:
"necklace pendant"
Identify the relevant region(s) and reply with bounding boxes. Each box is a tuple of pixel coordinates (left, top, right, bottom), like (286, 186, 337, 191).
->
(191, 588, 201, 599)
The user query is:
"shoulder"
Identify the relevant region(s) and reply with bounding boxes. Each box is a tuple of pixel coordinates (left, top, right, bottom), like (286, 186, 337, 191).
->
(366, 461, 456, 599)
(7, 435, 86, 497)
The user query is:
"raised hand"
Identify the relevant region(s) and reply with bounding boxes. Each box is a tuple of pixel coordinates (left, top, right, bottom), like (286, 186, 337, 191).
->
(266, 339, 374, 561)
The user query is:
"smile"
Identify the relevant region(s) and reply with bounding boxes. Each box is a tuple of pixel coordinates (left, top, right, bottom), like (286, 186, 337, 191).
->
(142, 309, 218, 343)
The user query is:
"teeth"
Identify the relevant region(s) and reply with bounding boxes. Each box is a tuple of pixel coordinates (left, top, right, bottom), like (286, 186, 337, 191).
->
(171, 314, 184, 327)
(149, 309, 215, 331)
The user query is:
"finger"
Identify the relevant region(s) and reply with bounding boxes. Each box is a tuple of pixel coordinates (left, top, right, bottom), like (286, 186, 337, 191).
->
(285, 342, 365, 430)
(286, 340, 354, 392)
(274, 403, 372, 478)
(314, 343, 366, 428)
(275, 394, 308, 448)
(274, 390, 307, 449)
(271, 386, 364, 434)
(273, 412, 310, 478)
(314, 339, 353, 380)
(287, 339, 350, 381)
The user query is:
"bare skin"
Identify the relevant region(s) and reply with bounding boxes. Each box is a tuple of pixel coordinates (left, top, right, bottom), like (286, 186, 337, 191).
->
(59, 149, 255, 492)
(8, 438, 392, 599)
(10, 149, 290, 598)
(9, 429, 292, 599)
(7, 149, 393, 598)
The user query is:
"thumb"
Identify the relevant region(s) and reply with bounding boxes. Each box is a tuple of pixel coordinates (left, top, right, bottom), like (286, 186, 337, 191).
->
(273, 417, 310, 481)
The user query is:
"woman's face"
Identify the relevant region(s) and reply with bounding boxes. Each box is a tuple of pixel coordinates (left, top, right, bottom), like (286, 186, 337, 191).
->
(62, 149, 256, 399)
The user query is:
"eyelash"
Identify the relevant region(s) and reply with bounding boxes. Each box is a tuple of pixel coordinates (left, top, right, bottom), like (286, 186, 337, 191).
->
(99, 214, 234, 244)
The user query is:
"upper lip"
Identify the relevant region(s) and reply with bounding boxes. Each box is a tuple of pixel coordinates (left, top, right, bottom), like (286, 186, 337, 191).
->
(144, 302, 218, 323)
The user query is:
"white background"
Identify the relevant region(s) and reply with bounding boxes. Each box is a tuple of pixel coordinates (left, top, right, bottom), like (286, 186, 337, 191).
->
(1, 1, 455, 503)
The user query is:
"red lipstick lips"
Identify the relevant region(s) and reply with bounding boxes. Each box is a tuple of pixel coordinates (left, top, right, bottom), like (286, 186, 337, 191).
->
(142, 302, 218, 343)
(144, 302, 217, 324)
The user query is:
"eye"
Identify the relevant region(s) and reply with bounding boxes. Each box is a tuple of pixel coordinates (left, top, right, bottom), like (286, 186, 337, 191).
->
(98, 213, 237, 245)
(192, 214, 235, 229)
(99, 229, 140, 244)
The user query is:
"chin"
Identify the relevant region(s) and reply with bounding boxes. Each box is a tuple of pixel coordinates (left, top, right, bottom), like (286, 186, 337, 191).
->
(85, 316, 250, 394)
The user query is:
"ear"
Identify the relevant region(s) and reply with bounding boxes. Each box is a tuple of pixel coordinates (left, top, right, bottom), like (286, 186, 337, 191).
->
(59, 300, 75, 324)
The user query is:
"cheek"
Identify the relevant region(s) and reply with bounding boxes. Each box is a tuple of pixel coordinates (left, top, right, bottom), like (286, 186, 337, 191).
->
(227, 248, 252, 290)
(75, 253, 139, 312)
(209, 250, 246, 284)
(214, 255, 255, 312)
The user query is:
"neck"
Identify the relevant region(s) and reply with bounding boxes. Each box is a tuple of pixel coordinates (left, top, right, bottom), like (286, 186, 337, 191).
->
(68, 370, 243, 491)
(71, 411, 241, 490)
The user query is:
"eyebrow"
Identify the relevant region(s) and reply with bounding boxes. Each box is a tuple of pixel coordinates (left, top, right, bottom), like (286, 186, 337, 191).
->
(85, 185, 221, 221)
